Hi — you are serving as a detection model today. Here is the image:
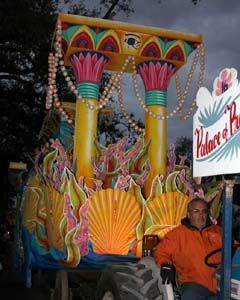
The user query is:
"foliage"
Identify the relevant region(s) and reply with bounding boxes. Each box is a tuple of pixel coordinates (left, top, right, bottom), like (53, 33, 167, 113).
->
(0, 0, 202, 170)
(174, 136, 193, 166)
(0, 0, 138, 167)
(0, 0, 58, 164)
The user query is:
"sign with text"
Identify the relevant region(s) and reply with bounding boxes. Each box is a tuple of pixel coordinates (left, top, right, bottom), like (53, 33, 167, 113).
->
(193, 68, 240, 177)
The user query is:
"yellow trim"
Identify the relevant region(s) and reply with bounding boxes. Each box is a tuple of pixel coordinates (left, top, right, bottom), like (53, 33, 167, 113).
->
(58, 13, 202, 43)
(59, 13, 201, 72)
(9, 161, 27, 171)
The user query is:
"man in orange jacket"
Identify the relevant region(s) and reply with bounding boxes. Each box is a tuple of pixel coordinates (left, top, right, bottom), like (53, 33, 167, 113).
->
(153, 198, 222, 300)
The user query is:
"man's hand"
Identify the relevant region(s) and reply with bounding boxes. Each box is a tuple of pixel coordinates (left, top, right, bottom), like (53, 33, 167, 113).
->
(160, 262, 175, 284)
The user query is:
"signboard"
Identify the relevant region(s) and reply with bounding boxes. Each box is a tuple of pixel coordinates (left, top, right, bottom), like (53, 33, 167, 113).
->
(9, 161, 27, 171)
(193, 68, 240, 177)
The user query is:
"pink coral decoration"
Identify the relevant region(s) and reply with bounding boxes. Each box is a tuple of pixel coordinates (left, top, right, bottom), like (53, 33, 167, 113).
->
(138, 61, 175, 90)
(70, 52, 108, 84)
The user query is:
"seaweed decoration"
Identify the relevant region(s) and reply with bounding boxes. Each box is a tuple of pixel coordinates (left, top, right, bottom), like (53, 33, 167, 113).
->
(115, 175, 131, 190)
(165, 143, 194, 196)
(165, 171, 181, 193)
(92, 140, 120, 188)
(24, 139, 91, 266)
(128, 178, 150, 257)
(77, 176, 95, 198)
(194, 178, 224, 222)
(67, 170, 87, 220)
(42, 149, 58, 182)
(93, 179, 103, 191)
(23, 129, 225, 269)
(167, 143, 176, 176)
(21, 175, 50, 253)
(34, 186, 49, 252)
(92, 134, 151, 189)
(58, 226, 80, 266)
(179, 154, 187, 165)
(76, 201, 90, 256)
(147, 175, 164, 203)
(57, 192, 89, 266)
(37, 138, 72, 191)
(178, 169, 195, 198)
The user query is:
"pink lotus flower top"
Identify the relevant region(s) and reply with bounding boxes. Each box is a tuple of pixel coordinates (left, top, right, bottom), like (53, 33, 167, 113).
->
(138, 61, 175, 91)
(70, 51, 109, 84)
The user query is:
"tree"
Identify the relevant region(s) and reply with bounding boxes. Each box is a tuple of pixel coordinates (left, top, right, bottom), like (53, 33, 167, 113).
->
(0, 0, 203, 166)
(174, 136, 193, 166)
(0, 0, 148, 167)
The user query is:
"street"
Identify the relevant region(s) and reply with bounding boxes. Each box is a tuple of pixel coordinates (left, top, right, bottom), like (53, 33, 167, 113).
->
(0, 239, 50, 300)
(0, 269, 50, 300)
(0, 240, 97, 300)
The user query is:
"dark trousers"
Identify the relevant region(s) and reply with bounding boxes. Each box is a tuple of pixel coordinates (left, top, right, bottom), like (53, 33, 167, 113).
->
(181, 282, 216, 300)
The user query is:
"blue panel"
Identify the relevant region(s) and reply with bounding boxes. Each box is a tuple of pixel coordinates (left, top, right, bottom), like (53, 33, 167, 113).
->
(219, 183, 233, 300)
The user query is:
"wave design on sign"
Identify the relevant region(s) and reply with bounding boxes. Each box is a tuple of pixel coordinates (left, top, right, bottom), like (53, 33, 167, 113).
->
(198, 96, 232, 128)
(196, 128, 240, 162)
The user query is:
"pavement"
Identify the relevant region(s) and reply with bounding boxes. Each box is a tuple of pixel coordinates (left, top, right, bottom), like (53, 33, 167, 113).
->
(0, 240, 51, 300)
(0, 269, 50, 300)
(0, 240, 98, 300)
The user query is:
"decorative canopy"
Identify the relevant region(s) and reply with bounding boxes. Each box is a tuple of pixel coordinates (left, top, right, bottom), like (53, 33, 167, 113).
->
(57, 13, 202, 73)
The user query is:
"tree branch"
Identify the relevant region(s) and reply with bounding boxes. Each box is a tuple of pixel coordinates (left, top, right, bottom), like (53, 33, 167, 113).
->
(102, 0, 119, 19)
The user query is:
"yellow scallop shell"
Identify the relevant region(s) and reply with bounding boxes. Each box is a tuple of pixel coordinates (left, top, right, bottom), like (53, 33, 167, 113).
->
(87, 188, 141, 255)
(146, 192, 190, 238)
(21, 175, 42, 233)
(43, 185, 65, 250)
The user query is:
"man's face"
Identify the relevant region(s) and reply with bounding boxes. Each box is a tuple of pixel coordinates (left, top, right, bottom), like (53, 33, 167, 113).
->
(187, 201, 208, 230)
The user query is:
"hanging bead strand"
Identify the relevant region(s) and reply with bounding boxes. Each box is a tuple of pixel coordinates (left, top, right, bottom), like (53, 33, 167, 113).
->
(131, 43, 205, 121)
(46, 19, 128, 123)
(116, 70, 145, 133)
(175, 43, 205, 120)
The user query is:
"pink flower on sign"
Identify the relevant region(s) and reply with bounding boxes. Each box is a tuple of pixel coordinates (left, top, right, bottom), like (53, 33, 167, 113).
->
(214, 68, 234, 96)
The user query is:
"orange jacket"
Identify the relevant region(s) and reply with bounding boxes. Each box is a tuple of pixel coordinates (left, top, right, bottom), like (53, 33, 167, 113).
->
(153, 218, 222, 292)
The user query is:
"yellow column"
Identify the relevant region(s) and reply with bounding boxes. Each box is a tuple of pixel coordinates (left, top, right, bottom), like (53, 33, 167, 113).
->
(145, 106, 167, 196)
(74, 99, 98, 188)
(70, 51, 108, 188)
(138, 60, 176, 197)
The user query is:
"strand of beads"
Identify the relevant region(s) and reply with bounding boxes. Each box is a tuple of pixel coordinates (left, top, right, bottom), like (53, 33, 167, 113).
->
(45, 20, 73, 123)
(46, 52, 57, 110)
(175, 43, 205, 120)
(131, 43, 205, 121)
(46, 19, 120, 122)
(116, 70, 145, 133)
(132, 56, 174, 120)
(174, 44, 201, 115)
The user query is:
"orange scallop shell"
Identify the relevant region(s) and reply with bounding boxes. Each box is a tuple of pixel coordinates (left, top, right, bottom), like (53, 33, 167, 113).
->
(87, 188, 141, 255)
(43, 185, 65, 250)
(146, 192, 190, 238)
(21, 175, 42, 233)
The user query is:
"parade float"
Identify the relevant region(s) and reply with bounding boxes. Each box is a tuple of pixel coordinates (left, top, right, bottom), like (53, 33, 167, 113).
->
(19, 12, 230, 300)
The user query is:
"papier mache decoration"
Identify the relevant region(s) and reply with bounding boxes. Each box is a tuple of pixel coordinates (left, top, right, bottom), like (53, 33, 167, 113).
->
(193, 68, 240, 177)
